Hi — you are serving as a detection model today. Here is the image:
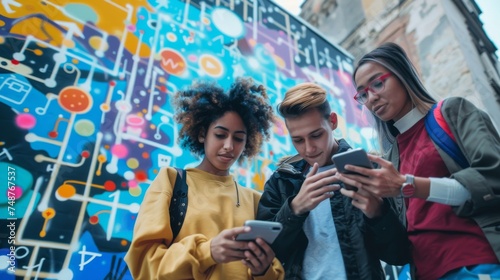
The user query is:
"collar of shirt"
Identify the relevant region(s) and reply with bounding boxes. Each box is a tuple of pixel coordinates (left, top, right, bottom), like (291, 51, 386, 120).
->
(393, 107, 426, 134)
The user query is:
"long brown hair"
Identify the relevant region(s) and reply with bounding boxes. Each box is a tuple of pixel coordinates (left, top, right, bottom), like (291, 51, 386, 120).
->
(353, 42, 437, 151)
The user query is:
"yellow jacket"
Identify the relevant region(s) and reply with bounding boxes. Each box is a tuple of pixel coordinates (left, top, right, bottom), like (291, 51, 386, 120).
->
(125, 167, 284, 280)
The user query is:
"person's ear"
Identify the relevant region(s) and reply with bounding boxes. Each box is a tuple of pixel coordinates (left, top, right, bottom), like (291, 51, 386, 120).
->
(330, 113, 338, 130)
(198, 130, 206, 143)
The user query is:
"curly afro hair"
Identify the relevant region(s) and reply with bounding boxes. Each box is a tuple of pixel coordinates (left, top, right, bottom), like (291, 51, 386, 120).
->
(172, 77, 274, 160)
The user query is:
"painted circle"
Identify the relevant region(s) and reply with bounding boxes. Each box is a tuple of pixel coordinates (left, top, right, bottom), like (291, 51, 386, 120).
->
(89, 215, 99, 224)
(89, 36, 109, 51)
(129, 202, 140, 213)
(0, 255, 10, 269)
(127, 24, 136, 32)
(159, 49, 186, 76)
(97, 154, 106, 162)
(100, 104, 110, 111)
(124, 171, 135, 180)
(166, 32, 177, 42)
(74, 119, 95, 136)
(111, 144, 128, 158)
(126, 115, 144, 126)
(104, 180, 116, 191)
(129, 187, 142, 197)
(57, 268, 74, 280)
(15, 113, 36, 129)
(211, 8, 244, 38)
(128, 180, 138, 188)
(135, 170, 148, 182)
(115, 100, 132, 112)
(58, 86, 92, 113)
(57, 184, 76, 198)
(273, 54, 286, 69)
(199, 54, 223, 77)
(81, 150, 90, 158)
(128, 180, 139, 188)
(126, 158, 139, 169)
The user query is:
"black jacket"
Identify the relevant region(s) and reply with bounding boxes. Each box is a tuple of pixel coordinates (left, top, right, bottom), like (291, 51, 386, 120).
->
(257, 139, 411, 279)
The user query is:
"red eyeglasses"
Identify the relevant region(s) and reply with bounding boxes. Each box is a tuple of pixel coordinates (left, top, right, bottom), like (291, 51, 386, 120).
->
(354, 73, 392, 105)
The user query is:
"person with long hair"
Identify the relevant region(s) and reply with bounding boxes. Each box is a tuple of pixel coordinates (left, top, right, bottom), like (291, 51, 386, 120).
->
(337, 42, 500, 279)
(125, 78, 284, 279)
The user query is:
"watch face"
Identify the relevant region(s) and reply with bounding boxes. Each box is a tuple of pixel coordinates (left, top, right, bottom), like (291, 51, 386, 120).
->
(401, 183, 415, 197)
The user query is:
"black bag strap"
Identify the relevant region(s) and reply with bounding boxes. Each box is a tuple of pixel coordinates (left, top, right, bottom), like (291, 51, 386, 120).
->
(169, 168, 188, 242)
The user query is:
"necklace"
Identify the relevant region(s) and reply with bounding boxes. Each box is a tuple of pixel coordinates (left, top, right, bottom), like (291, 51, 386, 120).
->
(234, 181, 240, 207)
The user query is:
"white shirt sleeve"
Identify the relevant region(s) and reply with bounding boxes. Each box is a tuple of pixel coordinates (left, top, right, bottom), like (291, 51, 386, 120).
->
(426, 177, 471, 206)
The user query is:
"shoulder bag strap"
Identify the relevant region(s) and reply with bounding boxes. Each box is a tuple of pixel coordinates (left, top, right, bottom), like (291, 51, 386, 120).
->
(169, 168, 188, 242)
(424, 100, 468, 169)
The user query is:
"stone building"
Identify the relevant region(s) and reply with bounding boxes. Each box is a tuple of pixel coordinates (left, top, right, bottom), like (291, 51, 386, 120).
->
(299, 0, 500, 129)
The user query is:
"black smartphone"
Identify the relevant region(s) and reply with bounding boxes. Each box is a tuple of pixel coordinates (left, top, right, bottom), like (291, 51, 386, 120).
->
(235, 220, 283, 244)
(332, 148, 373, 176)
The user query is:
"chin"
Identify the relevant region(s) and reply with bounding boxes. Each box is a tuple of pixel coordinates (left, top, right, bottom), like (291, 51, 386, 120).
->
(306, 159, 325, 167)
(216, 163, 232, 171)
(375, 114, 391, 122)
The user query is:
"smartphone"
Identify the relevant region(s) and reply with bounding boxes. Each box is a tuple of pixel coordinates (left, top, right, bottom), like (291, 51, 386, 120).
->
(235, 220, 283, 244)
(332, 148, 373, 176)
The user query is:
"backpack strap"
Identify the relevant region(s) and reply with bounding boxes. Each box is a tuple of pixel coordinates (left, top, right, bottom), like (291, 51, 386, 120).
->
(424, 100, 469, 169)
(169, 168, 188, 242)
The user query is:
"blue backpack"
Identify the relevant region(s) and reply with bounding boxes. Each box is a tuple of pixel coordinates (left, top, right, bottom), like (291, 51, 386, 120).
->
(424, 100, 469, 169)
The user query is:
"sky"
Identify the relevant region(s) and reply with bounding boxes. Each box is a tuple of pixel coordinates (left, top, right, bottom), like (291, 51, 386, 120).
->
(476, 0, 500, 57)
(272, 0, 499, 58)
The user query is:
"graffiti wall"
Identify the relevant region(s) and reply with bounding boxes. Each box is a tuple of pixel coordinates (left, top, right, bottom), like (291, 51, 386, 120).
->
(0, 0, 377, 279)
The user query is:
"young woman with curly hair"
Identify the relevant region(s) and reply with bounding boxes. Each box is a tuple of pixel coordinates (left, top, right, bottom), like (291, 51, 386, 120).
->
(125, 77, 284, 280)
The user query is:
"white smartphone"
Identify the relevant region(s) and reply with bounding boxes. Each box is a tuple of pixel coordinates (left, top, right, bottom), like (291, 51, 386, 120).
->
(332, 148, 373, 176)
(235, 220, 283, 244)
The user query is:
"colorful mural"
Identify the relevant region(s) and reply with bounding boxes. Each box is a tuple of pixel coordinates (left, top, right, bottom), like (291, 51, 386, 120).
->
(0, 0, 378, 279)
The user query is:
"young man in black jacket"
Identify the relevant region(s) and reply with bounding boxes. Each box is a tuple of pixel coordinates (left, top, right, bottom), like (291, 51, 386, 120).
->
(256, 82, 410, 279)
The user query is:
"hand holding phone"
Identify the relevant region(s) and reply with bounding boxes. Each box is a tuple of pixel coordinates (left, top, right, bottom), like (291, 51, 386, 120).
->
(332, 148, 373, 176)
(235, 220, 283, 244)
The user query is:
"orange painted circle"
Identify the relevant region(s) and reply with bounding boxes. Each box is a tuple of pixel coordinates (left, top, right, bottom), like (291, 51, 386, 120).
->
(58, 86, 92, 113)
(57, 184, 76, 198)
(159, 49, 186, 76)
(199, 55, 223, 77)
(97, 154, 107, 162)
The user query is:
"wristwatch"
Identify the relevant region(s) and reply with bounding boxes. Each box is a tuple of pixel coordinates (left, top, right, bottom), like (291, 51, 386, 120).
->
(400, 174, 415, 198)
